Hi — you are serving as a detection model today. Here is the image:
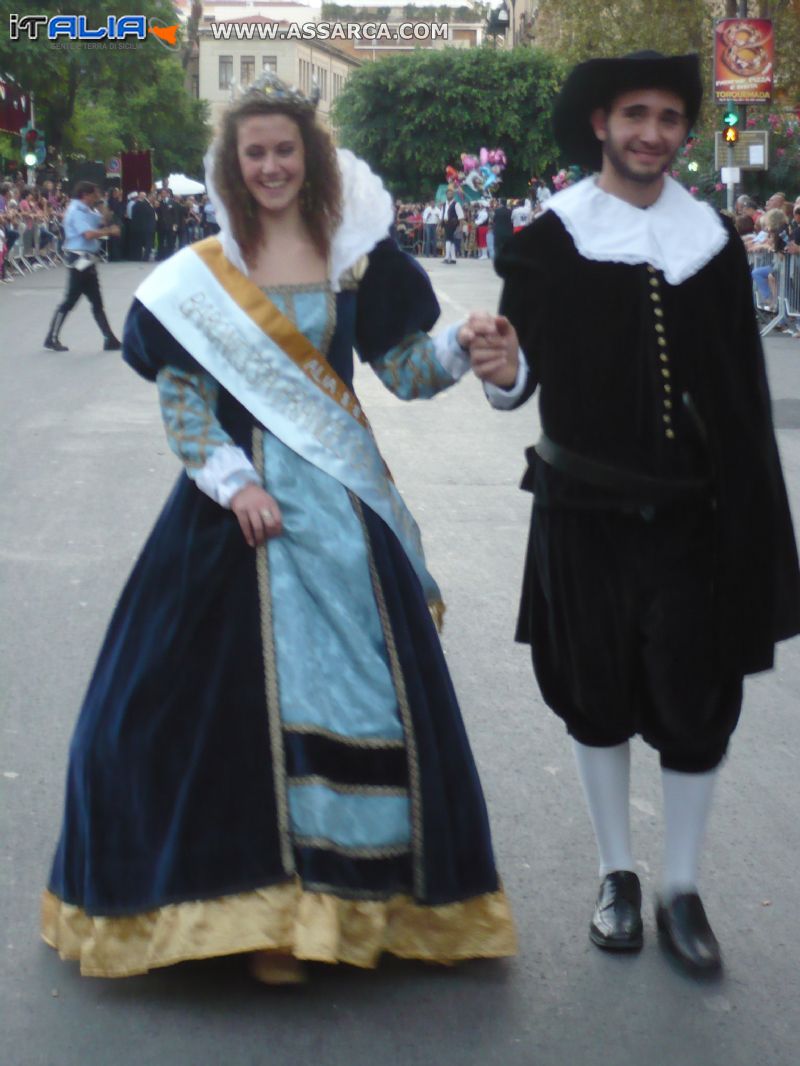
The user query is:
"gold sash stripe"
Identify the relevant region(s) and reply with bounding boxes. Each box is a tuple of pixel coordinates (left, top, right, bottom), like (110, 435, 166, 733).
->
(192, 238, 371, 432)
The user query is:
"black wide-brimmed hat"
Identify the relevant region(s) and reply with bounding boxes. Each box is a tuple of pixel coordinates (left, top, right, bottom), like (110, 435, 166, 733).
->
(552, 51, 703, 171)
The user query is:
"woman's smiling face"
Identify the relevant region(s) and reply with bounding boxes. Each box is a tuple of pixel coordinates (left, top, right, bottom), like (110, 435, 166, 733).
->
(237, 113, 306, 217)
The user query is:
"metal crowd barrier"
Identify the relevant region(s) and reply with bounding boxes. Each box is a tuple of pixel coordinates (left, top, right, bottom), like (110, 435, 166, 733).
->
(3, 222, 66, 279)
(777, 254, 800, 335)
(748, 249, 800, 337)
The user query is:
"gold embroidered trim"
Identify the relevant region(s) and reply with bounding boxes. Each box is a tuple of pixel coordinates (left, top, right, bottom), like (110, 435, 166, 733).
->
(429, 600, 446, 634)
(288, 774, 408, 798)
(374, 333, 445, 400)
(293, 837, 410, 859)
(283, 290, 296, 331)
(320, 285, 337, 358)
(349, 494, 426, 899)
(283, 723, 405, 749)
(300, 880, 407, 902)
(259, 281, 328, 295)
(41, 881, 517, 977)
(157, 367, 219, 469)
(253, 427, 295, 877)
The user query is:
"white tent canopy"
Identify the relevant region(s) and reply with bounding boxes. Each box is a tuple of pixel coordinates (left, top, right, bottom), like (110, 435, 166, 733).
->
(162, 173, 205, 196)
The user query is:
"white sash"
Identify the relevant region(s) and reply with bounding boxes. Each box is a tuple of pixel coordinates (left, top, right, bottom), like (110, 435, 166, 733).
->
(135, 246, 442, 608)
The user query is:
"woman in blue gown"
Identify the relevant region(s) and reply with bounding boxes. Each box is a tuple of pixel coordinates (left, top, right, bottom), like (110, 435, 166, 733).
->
(42, 74, 516, 982)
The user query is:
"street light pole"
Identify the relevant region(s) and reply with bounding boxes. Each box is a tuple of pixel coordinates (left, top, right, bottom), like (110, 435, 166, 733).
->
(26, 91, 37, 186)
(728, 0, 748, 208)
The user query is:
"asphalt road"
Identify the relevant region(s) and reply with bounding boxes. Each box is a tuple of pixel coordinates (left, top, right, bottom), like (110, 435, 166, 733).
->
(1, 256, 799, 1066)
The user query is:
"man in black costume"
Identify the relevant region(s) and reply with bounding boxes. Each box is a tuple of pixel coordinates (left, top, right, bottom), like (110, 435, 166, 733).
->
(464, 52, 800, 975)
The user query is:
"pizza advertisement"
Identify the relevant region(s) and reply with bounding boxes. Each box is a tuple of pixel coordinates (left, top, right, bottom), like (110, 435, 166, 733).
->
(714, 18, 775, 104)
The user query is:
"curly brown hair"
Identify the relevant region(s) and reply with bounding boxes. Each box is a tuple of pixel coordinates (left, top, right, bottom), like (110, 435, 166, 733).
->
(212, 93, 342, 266)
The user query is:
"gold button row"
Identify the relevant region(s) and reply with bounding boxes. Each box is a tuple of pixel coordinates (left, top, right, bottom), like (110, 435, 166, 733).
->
(649, 267, 674, 442)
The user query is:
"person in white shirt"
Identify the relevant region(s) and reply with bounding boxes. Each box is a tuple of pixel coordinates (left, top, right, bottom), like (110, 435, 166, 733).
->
(511, 199, 531, 229)
(422, 201, 440, 257)
(535, 178, 552, 206)
(475, 204, 490, 258)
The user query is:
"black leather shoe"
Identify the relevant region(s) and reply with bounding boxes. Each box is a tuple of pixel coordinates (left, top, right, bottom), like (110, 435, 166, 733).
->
(103, 335, 121, 351)
(44, 338, 69, 352)
(656, 892, 722, 974)
(589, 870, 643, 951)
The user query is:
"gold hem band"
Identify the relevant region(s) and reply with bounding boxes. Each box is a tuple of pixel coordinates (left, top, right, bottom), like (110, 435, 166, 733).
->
(41, 880, 517, 979)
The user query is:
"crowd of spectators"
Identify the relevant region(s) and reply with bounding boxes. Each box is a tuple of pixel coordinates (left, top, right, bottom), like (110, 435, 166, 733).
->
(119, 187, 218, 264)
(392, 181, 552, 264)
(734, 190, 800, 333)
(0, 178, 218, 283)
(0, 178, 69, 280)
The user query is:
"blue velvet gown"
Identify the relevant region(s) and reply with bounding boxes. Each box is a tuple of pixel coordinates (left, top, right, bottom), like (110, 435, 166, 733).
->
(41, 240, 516, 977)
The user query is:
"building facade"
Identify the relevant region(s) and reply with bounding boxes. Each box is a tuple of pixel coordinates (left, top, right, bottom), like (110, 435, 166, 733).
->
(193, 11, 361, 134)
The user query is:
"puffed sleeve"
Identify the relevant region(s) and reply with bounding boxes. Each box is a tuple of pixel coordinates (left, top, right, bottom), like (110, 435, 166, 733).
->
(123, 298, 261, 507)
(122, 297, 206, 381)
(354, 238, 470, 400)
(156, 367, 262, 507)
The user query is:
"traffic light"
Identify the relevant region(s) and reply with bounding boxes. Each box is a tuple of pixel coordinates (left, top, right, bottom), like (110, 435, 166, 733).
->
(20, 123, 46, 165)
(723, 110, 739, 145)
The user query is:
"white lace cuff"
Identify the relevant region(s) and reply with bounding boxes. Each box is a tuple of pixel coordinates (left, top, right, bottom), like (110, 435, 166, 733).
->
(191, 445, 261, 508)
(434, 323, 471, 380)
(483, 353, 530, 409)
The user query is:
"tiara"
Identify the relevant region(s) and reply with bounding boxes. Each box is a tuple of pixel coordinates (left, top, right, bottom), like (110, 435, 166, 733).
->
(231, 69, 320, 110)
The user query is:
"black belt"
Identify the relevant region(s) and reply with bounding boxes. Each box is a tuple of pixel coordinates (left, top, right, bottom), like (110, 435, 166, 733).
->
(534, 433, 709, 502)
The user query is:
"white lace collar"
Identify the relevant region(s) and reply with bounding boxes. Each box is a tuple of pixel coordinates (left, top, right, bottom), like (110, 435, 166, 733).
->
(545, 175, 728, 285)
(204, 146, 393, 293)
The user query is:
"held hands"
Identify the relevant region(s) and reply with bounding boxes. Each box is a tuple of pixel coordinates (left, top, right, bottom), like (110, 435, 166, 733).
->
(458, 312, 520, 388)
(230, 484, 283, 547)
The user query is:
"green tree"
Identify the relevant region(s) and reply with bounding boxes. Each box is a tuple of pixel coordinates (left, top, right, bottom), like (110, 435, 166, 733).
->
(533, 0, 705, 63)
(0, 0, 209, 173)
(332, 47, 567, 197)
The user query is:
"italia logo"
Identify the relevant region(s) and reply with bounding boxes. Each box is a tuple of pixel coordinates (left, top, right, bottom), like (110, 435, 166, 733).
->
(8, 14, 181, 49)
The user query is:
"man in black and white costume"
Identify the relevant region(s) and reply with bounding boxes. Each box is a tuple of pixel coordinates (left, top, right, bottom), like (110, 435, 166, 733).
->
(442, 188, 464, 264)
(463, 52, 800, 974)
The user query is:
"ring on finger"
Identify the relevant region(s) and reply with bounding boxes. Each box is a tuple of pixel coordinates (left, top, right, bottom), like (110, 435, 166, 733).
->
(260, 508, 276, 524)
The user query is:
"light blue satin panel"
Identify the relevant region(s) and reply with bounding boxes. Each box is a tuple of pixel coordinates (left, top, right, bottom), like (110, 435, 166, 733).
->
(371, 331, 455, 400)
(262, 288, 404, 745)
(288, 784, 411, 850)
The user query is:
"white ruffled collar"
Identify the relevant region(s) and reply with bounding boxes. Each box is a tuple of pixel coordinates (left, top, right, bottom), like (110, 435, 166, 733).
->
(204, 146, 393, 293)
(545, 175, 728, 285)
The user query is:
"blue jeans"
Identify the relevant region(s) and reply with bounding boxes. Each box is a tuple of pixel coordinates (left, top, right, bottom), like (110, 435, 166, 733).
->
(752, 265, 773, 302)
(423, 224, 437, 256)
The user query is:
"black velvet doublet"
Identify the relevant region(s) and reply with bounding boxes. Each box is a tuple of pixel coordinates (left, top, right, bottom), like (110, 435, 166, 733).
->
(496, 212, 800, 768)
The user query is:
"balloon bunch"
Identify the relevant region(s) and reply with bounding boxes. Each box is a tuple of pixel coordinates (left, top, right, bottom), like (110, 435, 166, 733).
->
(446, 147, 509, 196)
(552, 165, 583, 191)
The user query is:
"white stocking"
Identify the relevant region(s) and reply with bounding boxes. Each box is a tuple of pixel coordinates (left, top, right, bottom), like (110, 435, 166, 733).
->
(661, 767, 717, 898)
(445, 241, 453, 261)
(572, 740, 635, 878)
